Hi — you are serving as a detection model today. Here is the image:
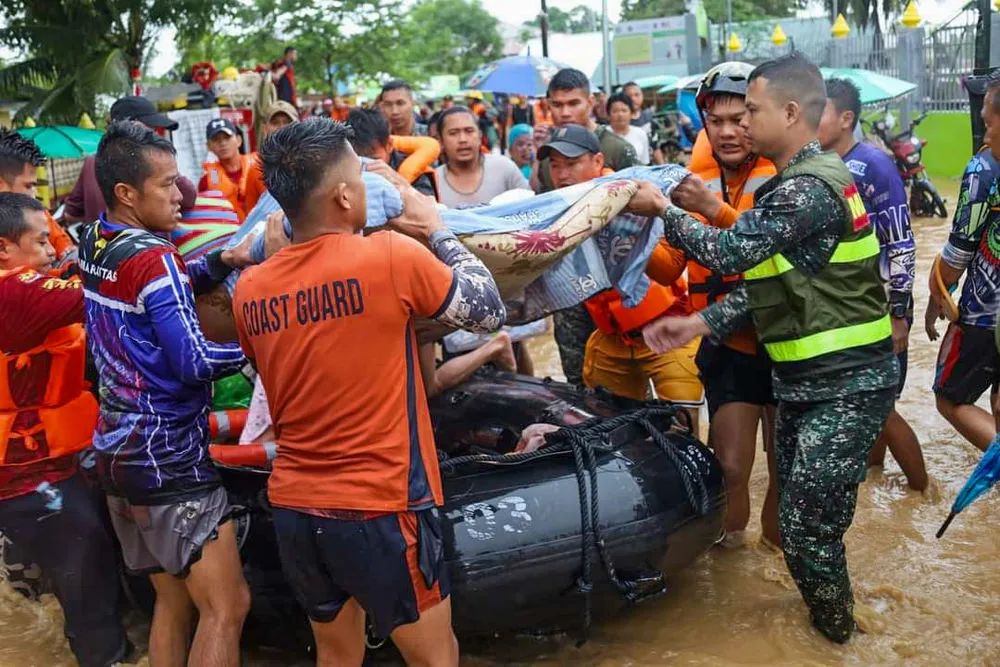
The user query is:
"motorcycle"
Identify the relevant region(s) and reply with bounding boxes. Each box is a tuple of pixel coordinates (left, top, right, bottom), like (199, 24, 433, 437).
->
(863, 111, 948, 219)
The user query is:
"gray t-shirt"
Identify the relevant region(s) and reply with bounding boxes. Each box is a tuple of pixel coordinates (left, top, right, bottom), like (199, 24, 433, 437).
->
(435, 154, 529, 208)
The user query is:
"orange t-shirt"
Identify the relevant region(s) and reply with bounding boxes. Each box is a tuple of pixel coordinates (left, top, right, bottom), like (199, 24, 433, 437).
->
(233, 230, 455, 512)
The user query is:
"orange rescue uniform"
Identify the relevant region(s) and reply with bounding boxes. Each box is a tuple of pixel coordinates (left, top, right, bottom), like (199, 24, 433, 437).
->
(201, 154, 256, 221)
(649, 130, 777, 354)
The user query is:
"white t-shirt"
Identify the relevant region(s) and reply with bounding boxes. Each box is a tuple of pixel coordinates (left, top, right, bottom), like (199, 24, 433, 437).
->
(435, 154, 530, 208)
(618, 126, 651, 165)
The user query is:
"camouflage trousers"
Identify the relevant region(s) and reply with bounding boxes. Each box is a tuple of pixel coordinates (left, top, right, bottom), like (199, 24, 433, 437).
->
(553, 304, 596, 386)
(775, 388, 894, 643)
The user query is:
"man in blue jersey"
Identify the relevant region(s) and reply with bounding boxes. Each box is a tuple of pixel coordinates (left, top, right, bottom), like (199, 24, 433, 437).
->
(79, 121, 258, 666)
(924, 76, 1000, 453)
(817, 78, 927, 490)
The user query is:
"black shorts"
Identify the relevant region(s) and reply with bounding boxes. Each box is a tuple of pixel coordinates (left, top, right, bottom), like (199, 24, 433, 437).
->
(933, 322, 1000, 405)
(271, 507, 449, 639)
(695, 339, 776, 417)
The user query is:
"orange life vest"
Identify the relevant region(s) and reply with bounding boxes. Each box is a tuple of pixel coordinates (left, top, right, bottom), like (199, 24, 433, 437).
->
(585, 276, 689, 336)
(0, 271, 97, 467)
(202, 155, 254, 221)
(686, 130, 777, 355)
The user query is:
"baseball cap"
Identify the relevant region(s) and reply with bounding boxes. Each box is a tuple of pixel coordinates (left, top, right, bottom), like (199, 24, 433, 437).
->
(206, 118, 238, 140)
(265, 100, 300, 123)
(963, 68, 1000, 96)
(109, 95, 179, 131)
(538, 124, 601, 159)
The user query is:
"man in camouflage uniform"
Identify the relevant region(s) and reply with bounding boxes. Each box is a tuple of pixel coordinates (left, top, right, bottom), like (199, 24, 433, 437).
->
(626, 54, 898, 643)
(534, 68, 639, 385)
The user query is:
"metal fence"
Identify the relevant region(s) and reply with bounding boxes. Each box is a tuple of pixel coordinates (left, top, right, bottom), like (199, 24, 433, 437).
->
(710, 11, 979, 112)
(924, 19, 977, 111)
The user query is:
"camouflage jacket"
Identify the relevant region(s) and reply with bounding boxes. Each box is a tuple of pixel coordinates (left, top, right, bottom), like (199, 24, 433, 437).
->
(662, 141, 898, 402)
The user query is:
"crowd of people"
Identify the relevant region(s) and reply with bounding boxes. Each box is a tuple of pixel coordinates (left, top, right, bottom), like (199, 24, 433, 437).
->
(0, 48, 997, 667)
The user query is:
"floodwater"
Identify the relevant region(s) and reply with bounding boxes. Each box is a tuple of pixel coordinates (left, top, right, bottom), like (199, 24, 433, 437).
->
(1, 199, 998, 666)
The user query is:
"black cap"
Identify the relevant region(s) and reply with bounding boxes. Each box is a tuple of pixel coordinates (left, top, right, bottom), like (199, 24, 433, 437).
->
(109, 96, 179, 131)
(206, 117, 238, 140)
(538, 124, 602, 159)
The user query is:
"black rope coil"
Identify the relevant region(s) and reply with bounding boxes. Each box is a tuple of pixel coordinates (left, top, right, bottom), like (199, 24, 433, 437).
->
(438, 404, 713, 641)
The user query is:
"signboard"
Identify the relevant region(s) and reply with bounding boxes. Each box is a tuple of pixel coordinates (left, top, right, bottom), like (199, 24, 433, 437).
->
(613, 16, 688, 66)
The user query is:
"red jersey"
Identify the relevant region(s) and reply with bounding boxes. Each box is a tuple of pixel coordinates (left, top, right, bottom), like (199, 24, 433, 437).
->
(0, 269, 86, 500)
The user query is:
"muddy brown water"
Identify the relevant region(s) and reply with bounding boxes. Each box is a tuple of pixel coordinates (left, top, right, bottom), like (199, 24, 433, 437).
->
(2, 198, 998, 666)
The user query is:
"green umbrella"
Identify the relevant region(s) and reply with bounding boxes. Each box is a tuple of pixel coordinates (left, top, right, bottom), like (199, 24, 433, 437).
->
(631, 74, 679, 90)
(658, 74, 703, 95)
(820, 68, 916, 105)
(16, 125, 104, 159)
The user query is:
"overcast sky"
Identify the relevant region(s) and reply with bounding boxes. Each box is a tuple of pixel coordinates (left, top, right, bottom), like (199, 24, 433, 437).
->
(146, 0, 968, 77)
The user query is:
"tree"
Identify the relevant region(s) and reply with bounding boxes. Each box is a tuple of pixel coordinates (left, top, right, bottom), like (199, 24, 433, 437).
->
(823, 0, 904, 38)
(524, 5, 600, 34)
(177, 0, 402, 96)
(0, 0, 231, 122)
(396, 0, 503, 82)
(621, 0, 804, 23)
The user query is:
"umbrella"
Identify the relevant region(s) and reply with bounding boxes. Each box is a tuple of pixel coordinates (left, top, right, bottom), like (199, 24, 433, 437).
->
(16, 125, 104, 159)
(658, 74, 703, 95)
(820, 68, 917, 106)
(466, 55, 574, 97)
(936, 436, 1000, 538)
(631, 74, 678, 90)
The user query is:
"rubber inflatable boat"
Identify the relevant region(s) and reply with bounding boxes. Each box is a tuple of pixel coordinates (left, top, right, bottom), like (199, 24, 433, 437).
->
(207, 372, 726, 649)
(1, 373, 725, 652)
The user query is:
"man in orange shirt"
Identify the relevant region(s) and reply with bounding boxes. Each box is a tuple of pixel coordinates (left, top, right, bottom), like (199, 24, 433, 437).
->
(649, 63, 780, 547)
(0, 130, 75, 267)
(200, 118, 254, 221)
(233, 119, 504, 665)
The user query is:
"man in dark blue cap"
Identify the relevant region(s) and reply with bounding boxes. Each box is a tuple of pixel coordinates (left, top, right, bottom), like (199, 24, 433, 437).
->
(64, 95, 197, 223)
(199, 118, 253, 221)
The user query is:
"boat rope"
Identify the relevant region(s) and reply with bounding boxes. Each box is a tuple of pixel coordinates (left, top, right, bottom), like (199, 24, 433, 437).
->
(438, 404, 713, 642)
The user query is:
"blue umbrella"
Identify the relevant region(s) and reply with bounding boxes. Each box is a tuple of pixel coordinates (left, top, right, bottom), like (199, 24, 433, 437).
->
(465, 55, 573, 97)
(936, 436, 1000, 538)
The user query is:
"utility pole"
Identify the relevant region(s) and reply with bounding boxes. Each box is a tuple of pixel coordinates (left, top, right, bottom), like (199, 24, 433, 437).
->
(975, 0, 991, 72)
(541, 0, 550, 58)
(602, 0, 611, 92)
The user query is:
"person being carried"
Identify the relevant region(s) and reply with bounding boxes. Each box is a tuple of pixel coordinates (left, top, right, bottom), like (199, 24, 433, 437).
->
(0, 192, 130, 667)
(79, 121, 260, 666)
(533, 68, 639, 386)
(537, 125, 703, 427)
(435, 106, 529, 209)
(925, 74, 1000, 453)
(200, 118, 254, 221)
(634, 53, 898, 644)
(817, 78, 927, 490)
(648, 62, 781, 548)
(234, 118, 505, 666)
(347, 107, 440, 199)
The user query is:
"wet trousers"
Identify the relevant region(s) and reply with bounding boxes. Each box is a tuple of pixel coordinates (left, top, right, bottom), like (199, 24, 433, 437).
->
(0, 474, 128, 667)
(553, 303, 596, 386)
(775, 388, 894, 643)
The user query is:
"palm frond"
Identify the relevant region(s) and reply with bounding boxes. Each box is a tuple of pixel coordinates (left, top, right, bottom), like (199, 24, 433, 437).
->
(76, 48, 131, 103)
(16, 78, 76, 123)
(0, 57, 56, 96)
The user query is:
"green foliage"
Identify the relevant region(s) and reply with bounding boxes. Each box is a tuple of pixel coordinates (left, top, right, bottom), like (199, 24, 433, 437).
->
(823, 0, 904, 34)
(621, 0, 804, 23)
(0, 0, 232, 122)
(395, 0, 503, 82)
(178, 0, 401, 95)
(524, 5, 601, 34)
